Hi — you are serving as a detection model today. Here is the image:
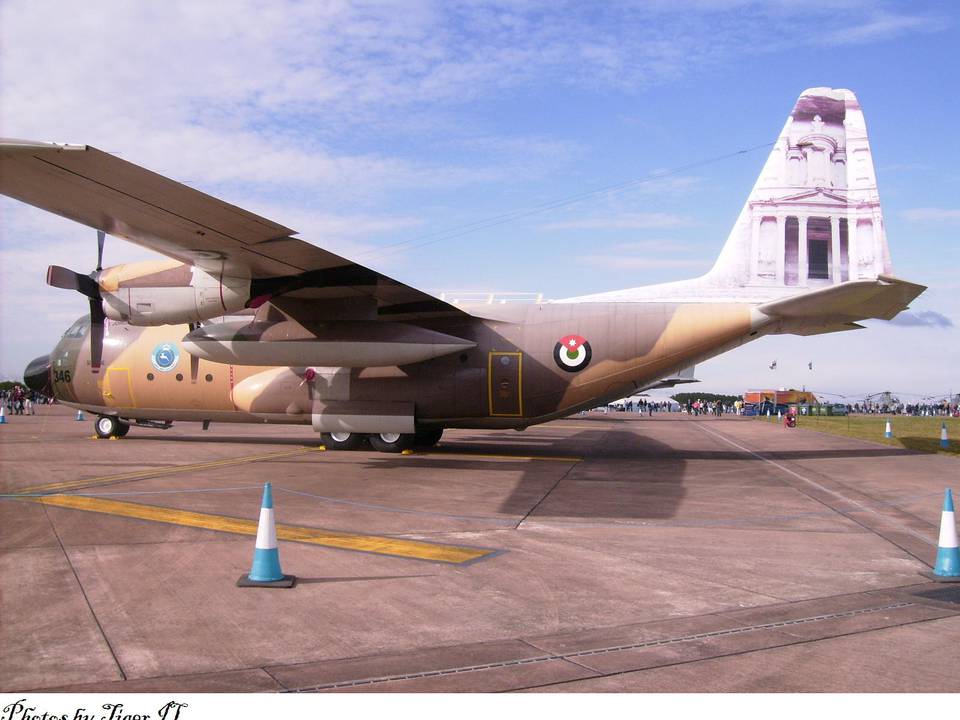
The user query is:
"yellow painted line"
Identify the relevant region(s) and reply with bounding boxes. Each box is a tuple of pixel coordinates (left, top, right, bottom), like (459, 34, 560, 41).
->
(413, 450, 581, 463)
(26, 494, 494, 564)
(18, 447, 320, 495)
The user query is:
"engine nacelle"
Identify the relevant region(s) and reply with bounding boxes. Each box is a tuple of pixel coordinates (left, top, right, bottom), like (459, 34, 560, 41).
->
(100, 266, 250, 325)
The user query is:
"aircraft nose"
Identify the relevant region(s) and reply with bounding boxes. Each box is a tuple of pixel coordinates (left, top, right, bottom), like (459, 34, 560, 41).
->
(23, 354, 53, 396)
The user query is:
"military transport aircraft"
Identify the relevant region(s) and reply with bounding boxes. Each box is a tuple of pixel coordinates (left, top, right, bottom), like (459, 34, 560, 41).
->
(3, 88, 924, 452)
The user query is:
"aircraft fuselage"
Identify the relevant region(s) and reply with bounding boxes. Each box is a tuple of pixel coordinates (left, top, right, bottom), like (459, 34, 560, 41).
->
(35, 300, 757, 431)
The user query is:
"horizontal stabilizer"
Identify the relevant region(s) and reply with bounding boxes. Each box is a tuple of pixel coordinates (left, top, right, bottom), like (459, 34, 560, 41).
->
(644, 365, 699, 390)
(758, 275, 925, 324)
(788, 322, 865, 336)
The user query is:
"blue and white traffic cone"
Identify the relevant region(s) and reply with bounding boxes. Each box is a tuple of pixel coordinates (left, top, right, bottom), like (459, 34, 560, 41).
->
(75, 409, 85, 421)
(941, 423, 949, 450)
(237, 482, 295, 588)
(925, 489, 960, 582)
(0, 405, 6, 424)
(884, 420, 892, 438)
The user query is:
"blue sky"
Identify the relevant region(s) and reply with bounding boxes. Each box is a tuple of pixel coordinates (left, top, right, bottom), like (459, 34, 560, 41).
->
(1, 0, 957, 402)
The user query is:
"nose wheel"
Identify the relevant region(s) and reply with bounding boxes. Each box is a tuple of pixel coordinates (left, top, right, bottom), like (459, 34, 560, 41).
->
(95, 415, 130, 439)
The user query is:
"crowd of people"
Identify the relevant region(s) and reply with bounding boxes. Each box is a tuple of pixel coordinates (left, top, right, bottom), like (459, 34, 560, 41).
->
(607, 398, 741, 416)
(1, 386, 54, 416)
(608, 398, 677, 415)
(851, 400, 959, 416)
(683, 399, 736, 416)
(605, 396, 958, 417)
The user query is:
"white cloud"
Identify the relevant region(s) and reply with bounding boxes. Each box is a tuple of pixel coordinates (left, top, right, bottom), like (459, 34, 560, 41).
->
(580, 255, 707, 271)
(541, 213, 695, 231)
(886, 310, 954, 329)
(819, 11, 946, 45)
(901, 208, 960, 224)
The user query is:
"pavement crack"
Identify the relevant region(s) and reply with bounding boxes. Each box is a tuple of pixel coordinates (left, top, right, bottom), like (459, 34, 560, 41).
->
(693, 422, 938, 567)
(40, 503, 128, 682)
(514, 462, 580, 530)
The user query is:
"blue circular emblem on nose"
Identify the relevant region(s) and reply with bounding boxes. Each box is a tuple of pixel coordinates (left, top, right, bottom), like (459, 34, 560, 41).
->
(151, 343, 180, 372)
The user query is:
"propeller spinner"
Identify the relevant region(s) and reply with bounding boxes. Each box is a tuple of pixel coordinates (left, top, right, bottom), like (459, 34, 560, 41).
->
(46, 230, 107, 372)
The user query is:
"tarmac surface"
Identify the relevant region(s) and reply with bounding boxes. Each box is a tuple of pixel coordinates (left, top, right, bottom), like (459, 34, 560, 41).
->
(2, 406, 959, 693)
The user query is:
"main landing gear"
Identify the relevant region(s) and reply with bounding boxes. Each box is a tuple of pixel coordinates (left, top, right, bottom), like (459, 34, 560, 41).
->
(320, 428, 444, 453)
(95, 415, 130, 439)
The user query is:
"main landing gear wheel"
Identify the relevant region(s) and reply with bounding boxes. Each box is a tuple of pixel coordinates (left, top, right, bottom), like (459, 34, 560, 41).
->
(95, 415, 127, 439)
(320, 431, 364, 451)
(368, 432, 415, 453)
(413, 427, 443, 447)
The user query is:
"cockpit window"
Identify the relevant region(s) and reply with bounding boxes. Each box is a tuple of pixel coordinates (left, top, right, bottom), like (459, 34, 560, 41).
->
(63, 315, 90, 338)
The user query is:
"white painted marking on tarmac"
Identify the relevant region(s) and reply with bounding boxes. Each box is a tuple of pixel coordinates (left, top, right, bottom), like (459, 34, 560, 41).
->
(694, 422, 936, 547)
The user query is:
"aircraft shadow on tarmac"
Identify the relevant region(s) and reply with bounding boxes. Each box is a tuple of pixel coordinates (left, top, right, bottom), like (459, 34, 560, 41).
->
(119, 427, 920, 522)
(355, 429, 921, 520)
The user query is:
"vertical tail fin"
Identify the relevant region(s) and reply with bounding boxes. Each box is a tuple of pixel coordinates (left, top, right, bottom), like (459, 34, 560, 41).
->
(560, 88, 905, 305)
(709, 87, 892, 293)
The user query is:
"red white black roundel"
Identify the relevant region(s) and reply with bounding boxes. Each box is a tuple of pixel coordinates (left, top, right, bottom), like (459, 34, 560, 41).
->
(554, 334, 592, 372)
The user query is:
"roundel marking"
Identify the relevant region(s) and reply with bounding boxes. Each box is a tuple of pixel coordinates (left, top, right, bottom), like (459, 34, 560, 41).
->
(553, 334, 592, 372)
(151, 343, 181, 372)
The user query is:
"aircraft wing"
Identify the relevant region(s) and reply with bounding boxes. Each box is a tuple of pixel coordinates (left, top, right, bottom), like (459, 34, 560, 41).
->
(0, 139, 467, 320)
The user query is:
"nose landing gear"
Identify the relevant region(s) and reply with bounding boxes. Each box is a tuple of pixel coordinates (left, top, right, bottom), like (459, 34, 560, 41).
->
(95, 415, 130, 439)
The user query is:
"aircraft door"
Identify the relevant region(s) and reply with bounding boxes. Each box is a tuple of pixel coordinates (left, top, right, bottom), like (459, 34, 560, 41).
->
(488, 351, 523, 417)
(104, 368, 135, 408)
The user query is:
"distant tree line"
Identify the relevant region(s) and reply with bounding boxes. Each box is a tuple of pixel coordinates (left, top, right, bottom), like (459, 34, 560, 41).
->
(0, 381, 27, 392)
(671, 392, 741, 406)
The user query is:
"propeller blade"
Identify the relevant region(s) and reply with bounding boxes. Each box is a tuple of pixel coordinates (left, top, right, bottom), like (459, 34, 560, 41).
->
(47, 265, 100, 299)
(96, 230, 105, 272)
(188, 323, 199, 382)
(89, 298, 105, 373)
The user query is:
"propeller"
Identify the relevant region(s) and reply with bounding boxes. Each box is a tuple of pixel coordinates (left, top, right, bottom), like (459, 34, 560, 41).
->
(47, 230, 108, 373)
